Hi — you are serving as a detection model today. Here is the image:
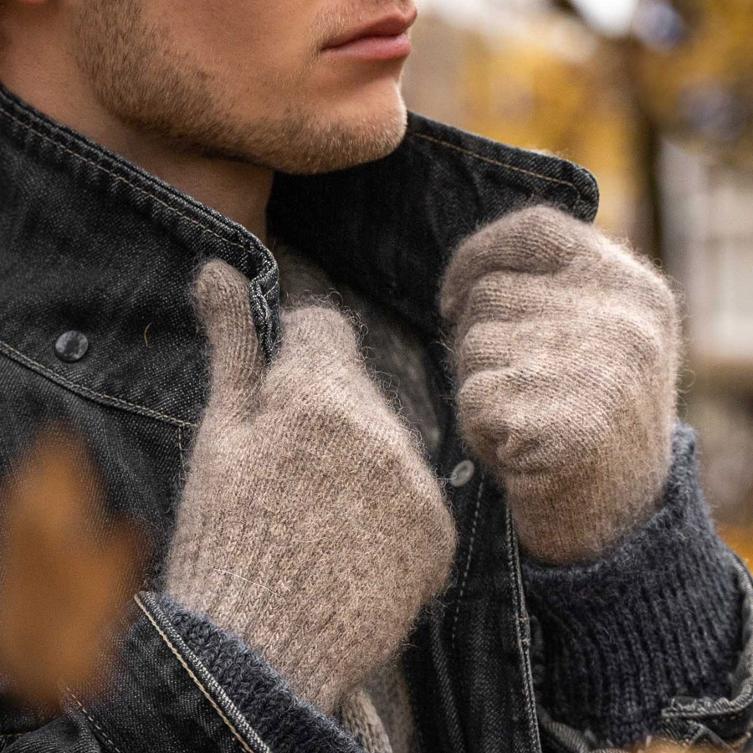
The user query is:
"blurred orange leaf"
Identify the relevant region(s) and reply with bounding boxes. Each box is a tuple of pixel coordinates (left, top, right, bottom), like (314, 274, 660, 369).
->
(0, 429, 146, 709)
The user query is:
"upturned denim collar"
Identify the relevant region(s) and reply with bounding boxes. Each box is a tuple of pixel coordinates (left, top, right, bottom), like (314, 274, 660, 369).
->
(0, 81, 597, 362)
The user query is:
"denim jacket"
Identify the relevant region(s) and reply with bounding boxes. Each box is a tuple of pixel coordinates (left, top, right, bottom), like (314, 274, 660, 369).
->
(0, 82, 751, 753)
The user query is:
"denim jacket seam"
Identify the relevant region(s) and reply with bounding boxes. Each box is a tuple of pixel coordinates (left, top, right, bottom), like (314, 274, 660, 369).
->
(407, 131, 590, 205)
(664, 705, 750, 724)
(134, 594, 271, 753)
(249, 278, 278, 362)
(0, 94, 282, 363)
(0, 338, 196, 429)
(506, 501, 542, 751)
(451, 478, 484, 650)
(65, 689, 125, 753)
(0, 96, 262, 261)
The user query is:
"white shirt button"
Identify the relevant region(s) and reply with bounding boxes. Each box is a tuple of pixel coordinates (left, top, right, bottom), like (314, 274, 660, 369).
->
(449, 459, 475, 488)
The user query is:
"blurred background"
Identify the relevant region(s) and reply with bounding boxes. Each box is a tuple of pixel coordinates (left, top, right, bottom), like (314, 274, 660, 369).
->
(403, 0, 753, 557)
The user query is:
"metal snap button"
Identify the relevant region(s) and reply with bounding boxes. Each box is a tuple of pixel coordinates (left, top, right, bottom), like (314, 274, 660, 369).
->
(54, 330, 89, 363)
(449, 459, 475, 488)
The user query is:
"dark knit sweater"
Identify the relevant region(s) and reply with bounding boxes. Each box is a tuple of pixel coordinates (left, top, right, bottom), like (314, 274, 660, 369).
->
(524, 424, 742, 745)
(160, 595, 365, 753)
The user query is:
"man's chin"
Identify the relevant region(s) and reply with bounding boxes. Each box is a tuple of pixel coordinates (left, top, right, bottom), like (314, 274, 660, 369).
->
(157, 91, 410, 176)
(270, 97, 409, 175)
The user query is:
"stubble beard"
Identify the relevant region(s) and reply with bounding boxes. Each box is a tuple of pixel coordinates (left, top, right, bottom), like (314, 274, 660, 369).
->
(72, 0, 408, 175)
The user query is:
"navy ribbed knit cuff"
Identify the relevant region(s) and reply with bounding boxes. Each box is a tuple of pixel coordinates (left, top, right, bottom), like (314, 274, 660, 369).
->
(158, 595, 361, 753)
(522, 423, 743, 746)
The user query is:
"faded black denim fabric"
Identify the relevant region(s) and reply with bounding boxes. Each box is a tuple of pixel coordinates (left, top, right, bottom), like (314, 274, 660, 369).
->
(0, 81, 750, 753)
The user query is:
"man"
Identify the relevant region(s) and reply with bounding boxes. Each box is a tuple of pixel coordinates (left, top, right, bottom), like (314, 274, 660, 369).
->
(0, 1, 749, 752)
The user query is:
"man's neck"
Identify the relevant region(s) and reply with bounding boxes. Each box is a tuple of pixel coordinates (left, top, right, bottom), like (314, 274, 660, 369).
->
(0, 23, 273, 243)
(96, 130, 275, 244)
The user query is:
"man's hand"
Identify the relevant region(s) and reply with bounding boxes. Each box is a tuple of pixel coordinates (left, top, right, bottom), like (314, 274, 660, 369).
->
(165, 260, 456, 713)
(440, 205, 680, 564)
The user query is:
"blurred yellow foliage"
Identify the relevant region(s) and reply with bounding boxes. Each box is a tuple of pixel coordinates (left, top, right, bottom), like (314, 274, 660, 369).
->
(636, 0, 753, 163)
(719, 523, 753, 567)
(406, 13, 645, 239)
(462, 21, 642, 236)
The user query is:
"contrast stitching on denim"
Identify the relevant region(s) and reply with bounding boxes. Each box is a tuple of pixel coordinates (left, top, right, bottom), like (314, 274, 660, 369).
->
(2, 86, 582, 239)
(686, 724, 710, 748)
(177, 426, 189, 481)
(0, 339, 196, 429)
(408, 131, 585, 197)
(249, 279, 275, 362)
(0, 98, 279, 365)
(65, 689, 124, 753)
(451, 478, 484, 650)
(0, 100, 261, 260)
(134, 594, 265, 753)
(507, 504, 542, 751)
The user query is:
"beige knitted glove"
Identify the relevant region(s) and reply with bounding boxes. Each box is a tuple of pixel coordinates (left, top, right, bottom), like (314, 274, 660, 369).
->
(165, 260, 456, 713)
(440, 205, 681, 564)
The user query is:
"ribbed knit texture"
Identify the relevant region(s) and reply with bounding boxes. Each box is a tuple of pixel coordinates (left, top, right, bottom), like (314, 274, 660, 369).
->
(523, 424, 743, 746)
(338, 688, 394, 753)
(440, 205, 680, 563)
(160, 595, 367, 753)
(165, 260, 457, 714)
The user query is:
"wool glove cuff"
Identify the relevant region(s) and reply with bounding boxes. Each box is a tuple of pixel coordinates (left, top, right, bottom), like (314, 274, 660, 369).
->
(522, 423, 743, 746)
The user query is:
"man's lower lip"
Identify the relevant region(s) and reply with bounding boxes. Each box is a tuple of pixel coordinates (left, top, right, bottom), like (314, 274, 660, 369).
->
(324, 33, 412, 61)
